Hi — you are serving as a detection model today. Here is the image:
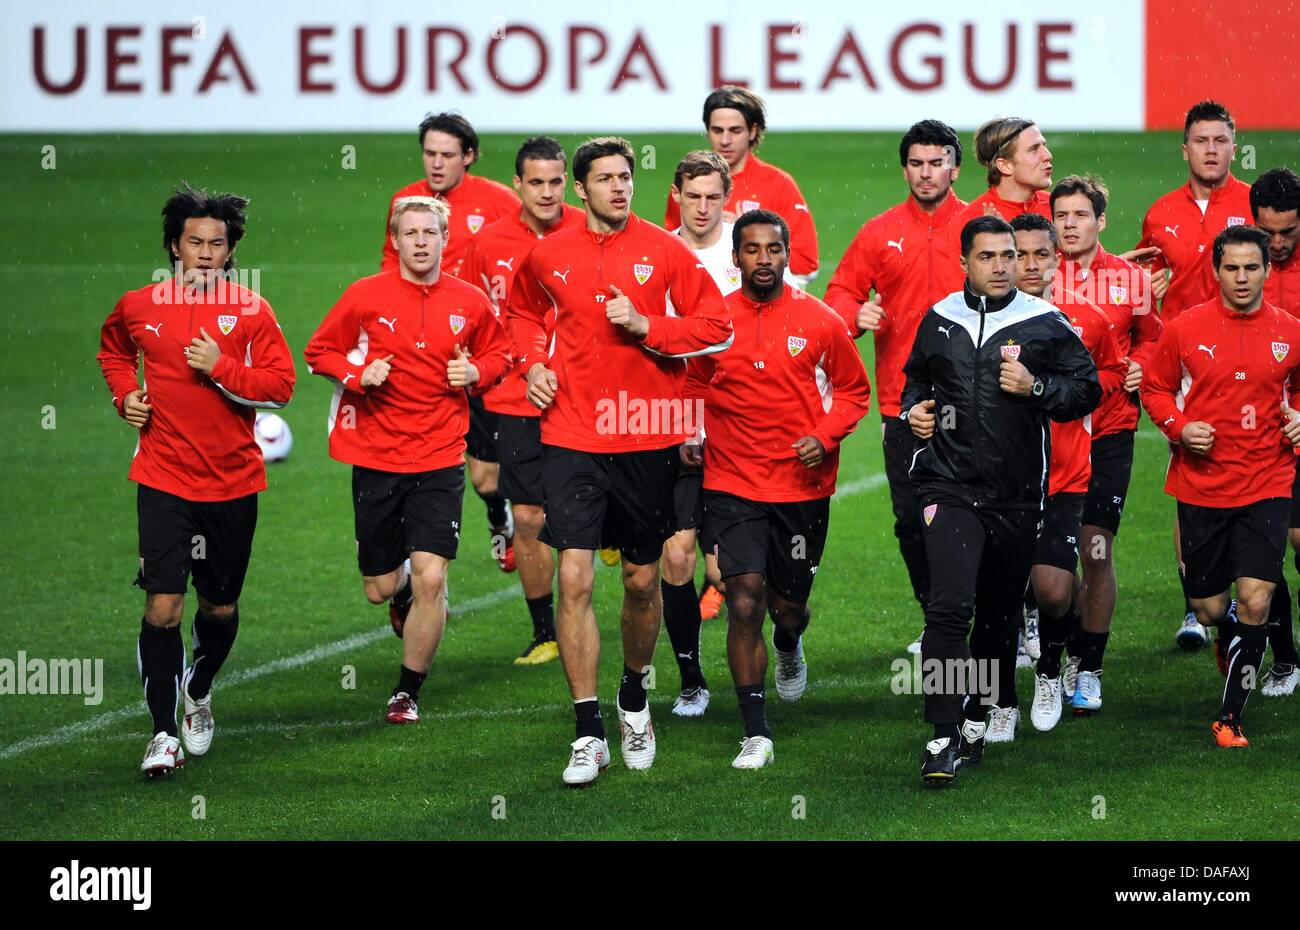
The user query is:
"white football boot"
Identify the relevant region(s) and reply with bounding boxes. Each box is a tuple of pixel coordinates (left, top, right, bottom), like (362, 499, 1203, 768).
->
(1062, 655, 1081, 699)
(617, 702, 657, 770)
(986, 706, 1020, 743)
(774, 639, 808, 702)
(1031, 673, 1063, 731)
(906, 633, 923, 655)
(1071, 670, 1103, 712)
(671, 687, 710, 718)
(140, 731, 186, 777)
(561, 736, 611, 787)
(180, 666, 214, 756)
(1023, 608, 1041, 661)
(1176, 612, 1208, 650)
(1260, 664, 1299, 698)
(731, 735, 775, 769)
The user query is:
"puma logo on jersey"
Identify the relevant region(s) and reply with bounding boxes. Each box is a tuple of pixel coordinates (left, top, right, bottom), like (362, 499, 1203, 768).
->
(552, 268, 570, 284)
(495, 257, 515, 271)
(887, 238, 904, 254)
(794, 203, 809, 212)
(377, 316, 397, 332)
(1197, 344, 1216, 359)
(937, 325, 953, 338)
(144, 322, 163, 338)
(1165, 225, 1180, 238)
(342, 373, 355, 384)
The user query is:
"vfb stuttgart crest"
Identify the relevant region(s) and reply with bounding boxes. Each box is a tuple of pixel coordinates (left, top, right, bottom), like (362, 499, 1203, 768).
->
(217, 314, 237, 335)
(1274, 341, 1290, 362)
(1227, 216, 1246, 227)
(739, 200, 760, 214)
(1109, 284, 1127, 304)
(923, 504, 938, 526)
(725, 267, 741, 288)
(1072, 325, 1084, 338)
(634, 263, 654, 285)
(788, 336, 807, 357)
(449, 314, 466, 335)
(1000, 342, 1021, 361)
(466, 214, 485, 234)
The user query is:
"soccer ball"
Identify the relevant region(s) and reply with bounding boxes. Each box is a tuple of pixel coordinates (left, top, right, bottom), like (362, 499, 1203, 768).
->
(254, 411, 293, 463)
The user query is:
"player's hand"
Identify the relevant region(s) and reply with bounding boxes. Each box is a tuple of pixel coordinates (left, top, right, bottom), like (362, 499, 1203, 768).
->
(605, 285, 649, 337)
(527, 363, 558, 410)
(856, 295, 885, 333)
(122, 389, 152, 429)
(999, 358, 1036, 396)
(908, 399, 937, 440)
(681, 442, 704, 468)
(447, 344, 479, 388)
(185, 326, 221, 374)
(361, 354, 394, 388)
(1119, 246, 1162, 265)
(1282, 403, 1300, 447)
(792, 436, 825, 467)
(1152, 269, 1171, 301)
(1124, 358, 1143, 393)
(1180, 420, 1216, 455)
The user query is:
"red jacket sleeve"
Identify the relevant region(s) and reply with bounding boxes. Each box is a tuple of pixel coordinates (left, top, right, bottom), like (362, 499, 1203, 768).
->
(1093, 321, 1127, 397)
(823, 224, 876, 337)
(782, 176, 819, 278)
(505, 251, 554, 375)
(464, 292, 513, 396)
(641, 245, 733, 357)
(1139, 319, 1189, 442)
(97, 296, 141, 416)
(808, 317, 872, 453)
(381, 196, 399, 271)
(209, 300, 296, 408)
(664, 190, 681, 231)
(304, 285, 371, 394)
(1127, 266, 1163, 368)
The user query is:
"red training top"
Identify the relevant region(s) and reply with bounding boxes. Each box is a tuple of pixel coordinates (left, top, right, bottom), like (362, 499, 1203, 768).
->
(381, 174, 519, 280)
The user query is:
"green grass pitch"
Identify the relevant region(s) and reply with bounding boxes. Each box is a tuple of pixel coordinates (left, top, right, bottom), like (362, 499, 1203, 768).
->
(2, 129, 1300, 840)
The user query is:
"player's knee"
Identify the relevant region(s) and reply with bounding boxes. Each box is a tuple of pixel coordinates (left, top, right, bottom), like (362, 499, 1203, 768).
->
(558, 559, 594, 600)
(513, 504, 544, 539)
(622, 564, 659, 603)
(198, 600, 237, 621)
(661, 547, 695, 586)
(410, 562, 447, 602)
(1238, 591, 1272, 625)
(726, 578, 765, 623)
(144, 594, 184, 627)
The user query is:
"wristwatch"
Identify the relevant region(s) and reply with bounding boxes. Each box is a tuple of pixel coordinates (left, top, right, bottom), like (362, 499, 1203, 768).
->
(1031, 378, 1045, 398)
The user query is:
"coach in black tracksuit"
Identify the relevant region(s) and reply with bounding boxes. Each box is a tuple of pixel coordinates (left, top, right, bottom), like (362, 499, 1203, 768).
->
(900, 216, 1101, 783)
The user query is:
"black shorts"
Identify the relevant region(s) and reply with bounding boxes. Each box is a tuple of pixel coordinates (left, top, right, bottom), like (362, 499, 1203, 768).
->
(703, 490, 830, 604)
(1082, 430, 1135, 535)
(497, 414, 544, 506)
(465, 394, 499, 463)
(539, 445, 678, 565)
(1178, 497, 1288, 599)
(352, 464, 465, 575)
(674, 459, 703, 532)
(1289, 459, 1300, 528)
(1033, 492, 1085, 572)
(135, 484, 258, 604)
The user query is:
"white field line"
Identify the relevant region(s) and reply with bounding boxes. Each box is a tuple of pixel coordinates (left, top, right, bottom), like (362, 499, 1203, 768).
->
(1, 473, 888, 761)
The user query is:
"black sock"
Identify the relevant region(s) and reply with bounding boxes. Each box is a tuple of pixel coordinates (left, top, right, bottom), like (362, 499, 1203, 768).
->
(773, 614, 808, 653)
(1218, 609, 1236, 649)
(933, 722, 960, 743)
(618, 664, 647, 712)
(482, 493, 509, 529)
(1076, 629, 1110, 674)
(661, 579, 706, 690)
(960, 693, 987, 724)
(735, 684, 772, 738)
(395, 665, 427, 702)
(1179, 565, 1194, 615)
(187, 608, 239, 701)
(138, 619, 184, 737)
(1221, 623, 1267, 721)
(525, 593, 555, 640)
(574, 698, 604, 740)
(1267, 576, 1299, 665)
(1036, 606, 1075, 679)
